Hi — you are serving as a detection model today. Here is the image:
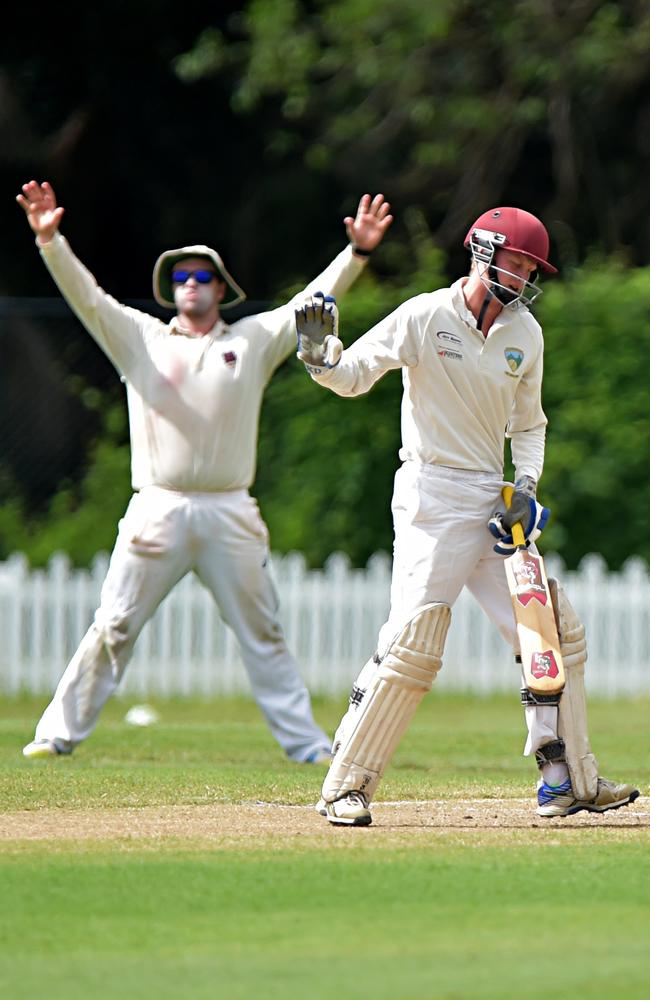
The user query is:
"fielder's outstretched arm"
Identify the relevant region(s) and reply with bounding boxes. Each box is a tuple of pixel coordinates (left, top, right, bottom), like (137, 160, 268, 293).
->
(252, 193, 393, 374)
(16, 180, 64, 242)
(17, 179, 149, 374)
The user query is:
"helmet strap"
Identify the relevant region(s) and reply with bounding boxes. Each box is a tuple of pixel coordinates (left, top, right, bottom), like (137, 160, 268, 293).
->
(488, 265, 519, 305)
(476, 289, 494, 333)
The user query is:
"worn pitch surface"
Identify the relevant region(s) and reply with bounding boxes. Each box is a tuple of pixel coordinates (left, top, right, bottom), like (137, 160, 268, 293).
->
(2, 798, 647, 848)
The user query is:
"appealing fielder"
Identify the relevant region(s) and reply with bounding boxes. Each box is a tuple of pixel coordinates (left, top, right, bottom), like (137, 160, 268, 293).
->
(296, 206, 640, 824)
(17, 180, 392, 763)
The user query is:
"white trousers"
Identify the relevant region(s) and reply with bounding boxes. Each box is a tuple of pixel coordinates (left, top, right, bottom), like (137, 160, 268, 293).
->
(34, 487, 329, 761)
(343, 463, 560, 758)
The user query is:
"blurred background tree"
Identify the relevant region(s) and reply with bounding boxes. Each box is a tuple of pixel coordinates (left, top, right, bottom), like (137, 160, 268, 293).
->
(2, 0, 650, 569)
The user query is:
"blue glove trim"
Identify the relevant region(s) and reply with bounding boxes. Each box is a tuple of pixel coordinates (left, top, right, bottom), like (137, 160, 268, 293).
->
(537, 504, 551, 535)
(488, 518, 506, 542)
(488, 499, 551, 549)
(493, 538, 529, 555)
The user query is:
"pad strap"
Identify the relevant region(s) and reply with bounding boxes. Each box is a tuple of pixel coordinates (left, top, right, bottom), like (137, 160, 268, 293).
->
(521, 686, 561, 707)
(534, 738, 567, 770)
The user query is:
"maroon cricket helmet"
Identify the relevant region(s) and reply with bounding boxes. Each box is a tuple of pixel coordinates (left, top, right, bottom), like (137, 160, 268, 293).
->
(464, 207, 557, 274)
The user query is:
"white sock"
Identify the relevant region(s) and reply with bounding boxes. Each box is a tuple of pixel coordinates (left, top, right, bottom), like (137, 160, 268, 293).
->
(542, 762, 570, 787)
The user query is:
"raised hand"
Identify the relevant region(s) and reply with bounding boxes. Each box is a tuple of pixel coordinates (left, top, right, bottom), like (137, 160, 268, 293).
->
(344, 193, 393, 254)
(16, 180, 65, 242)
(295, 292, 343, 370)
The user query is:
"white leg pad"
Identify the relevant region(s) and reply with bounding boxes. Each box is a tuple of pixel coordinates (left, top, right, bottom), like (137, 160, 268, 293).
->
(549, 579, 599, 800)
(322, 602, 451, 804)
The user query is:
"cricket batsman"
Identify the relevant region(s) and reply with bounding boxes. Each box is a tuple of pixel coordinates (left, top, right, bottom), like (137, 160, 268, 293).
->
(295, 206, 640, 825)
(17, 180, 392, 764)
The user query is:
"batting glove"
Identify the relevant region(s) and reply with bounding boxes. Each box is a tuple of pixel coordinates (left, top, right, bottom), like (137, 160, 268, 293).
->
(488, 478, 550, 554)
(295, 292, 343, 373)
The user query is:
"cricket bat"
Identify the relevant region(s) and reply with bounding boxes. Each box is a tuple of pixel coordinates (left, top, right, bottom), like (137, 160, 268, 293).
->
(502, 486, 565, 694)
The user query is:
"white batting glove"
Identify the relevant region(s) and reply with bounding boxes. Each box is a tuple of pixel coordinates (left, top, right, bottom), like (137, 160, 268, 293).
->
(295, 292, 343, 373)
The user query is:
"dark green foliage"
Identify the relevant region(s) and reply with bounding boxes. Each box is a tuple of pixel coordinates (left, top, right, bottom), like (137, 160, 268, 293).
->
(537, 260, 650, 568)
(0, 401, 131, 566)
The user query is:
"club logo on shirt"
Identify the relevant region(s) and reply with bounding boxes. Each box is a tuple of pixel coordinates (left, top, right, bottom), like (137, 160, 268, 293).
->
(222, 351, 237, 367)
(504, 347, 524, 373)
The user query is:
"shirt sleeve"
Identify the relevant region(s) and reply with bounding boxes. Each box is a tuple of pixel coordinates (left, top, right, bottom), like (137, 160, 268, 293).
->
(308, 297, 421, 397)
(251, 244, 368, 375)
(38, 233, 150, 375)
(506, 339, 547, 482)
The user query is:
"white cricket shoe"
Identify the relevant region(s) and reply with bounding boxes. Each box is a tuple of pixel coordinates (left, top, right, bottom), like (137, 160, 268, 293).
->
(321, 791, 372, 826)
(22, 739, 72, 759)
(537, 776, 640, 818)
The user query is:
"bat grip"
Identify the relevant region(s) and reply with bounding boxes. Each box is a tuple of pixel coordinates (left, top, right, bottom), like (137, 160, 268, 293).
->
(502, 485, 527, 549)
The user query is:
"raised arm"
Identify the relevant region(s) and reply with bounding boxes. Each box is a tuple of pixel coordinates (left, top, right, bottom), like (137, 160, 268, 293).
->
(345, 193, 393, 258)
(251, 193, 394, 374)
(16, 180, 150, 375)
(16, 180, 65, 244)
(296, 295, 423, 397)
(297, 192, 393, 303)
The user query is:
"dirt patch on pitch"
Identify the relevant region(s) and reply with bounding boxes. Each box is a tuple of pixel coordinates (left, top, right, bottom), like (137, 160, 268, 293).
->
(1, 798, 648, 849)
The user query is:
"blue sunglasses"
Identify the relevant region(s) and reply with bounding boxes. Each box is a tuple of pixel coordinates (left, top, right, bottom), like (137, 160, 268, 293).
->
(171, 268, 218, 285)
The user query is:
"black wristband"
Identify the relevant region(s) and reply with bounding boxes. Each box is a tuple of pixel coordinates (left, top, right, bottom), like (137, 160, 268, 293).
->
(350, 244, 373, 257)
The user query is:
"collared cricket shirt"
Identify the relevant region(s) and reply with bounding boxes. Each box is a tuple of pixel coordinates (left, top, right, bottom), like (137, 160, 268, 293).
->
(311, 278, 547, 480)
(40, 234, 366, 492)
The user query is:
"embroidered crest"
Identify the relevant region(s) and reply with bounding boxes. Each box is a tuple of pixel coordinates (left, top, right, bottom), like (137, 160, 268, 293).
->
(222, 351, 237, 368)
(505, 347, 524, 372)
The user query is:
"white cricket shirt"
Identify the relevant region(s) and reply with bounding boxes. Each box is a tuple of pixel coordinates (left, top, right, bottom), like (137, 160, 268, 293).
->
(310, 278, 547, 481)
(40, 234, 366, 491)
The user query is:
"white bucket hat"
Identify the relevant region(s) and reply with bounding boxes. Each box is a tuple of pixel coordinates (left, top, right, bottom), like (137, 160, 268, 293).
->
(152, 244, 247, 309)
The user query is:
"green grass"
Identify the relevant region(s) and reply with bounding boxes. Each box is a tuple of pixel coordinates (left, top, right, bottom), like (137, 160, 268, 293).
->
(2, 846, 650, 999)
(1, 694, 649, 999)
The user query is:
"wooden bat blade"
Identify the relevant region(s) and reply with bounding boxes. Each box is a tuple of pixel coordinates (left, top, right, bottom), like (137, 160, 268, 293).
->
(504, 547, 565, 694)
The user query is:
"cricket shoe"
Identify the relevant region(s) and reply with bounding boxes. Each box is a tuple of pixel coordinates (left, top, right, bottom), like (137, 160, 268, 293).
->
(537, 777, 640, 817)
(22, 738, 72, 759)
(319, 791, 372, 826)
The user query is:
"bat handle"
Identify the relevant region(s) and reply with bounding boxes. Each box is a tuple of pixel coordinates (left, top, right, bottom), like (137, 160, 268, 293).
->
(502, 485, 527, 549)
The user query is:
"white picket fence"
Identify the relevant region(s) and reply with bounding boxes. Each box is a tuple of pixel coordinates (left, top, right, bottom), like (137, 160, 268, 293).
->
(0, 550, 649, 698)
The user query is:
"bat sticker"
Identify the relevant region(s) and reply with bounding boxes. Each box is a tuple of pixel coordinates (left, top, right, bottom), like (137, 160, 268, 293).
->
(511, 552, 548, 606)
(530, 650, 560, 680)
